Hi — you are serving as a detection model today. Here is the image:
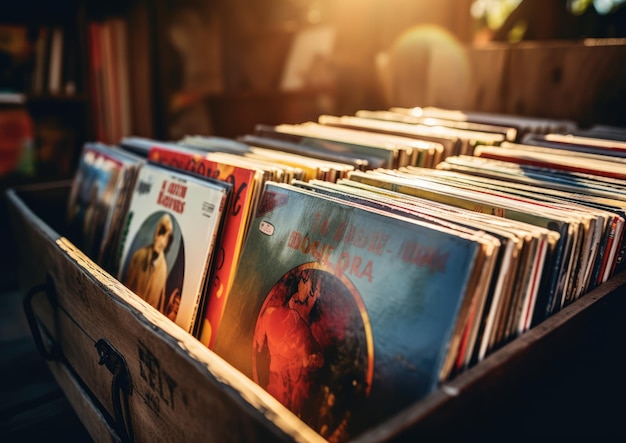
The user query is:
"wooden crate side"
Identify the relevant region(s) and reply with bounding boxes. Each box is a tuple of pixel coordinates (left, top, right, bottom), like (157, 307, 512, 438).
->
(25, 289, 119, 423)
(8, 185, 325, 443)
(54, 239, 322, 442)
(6, 184, 65, 296)
(46, 358, 123, 443)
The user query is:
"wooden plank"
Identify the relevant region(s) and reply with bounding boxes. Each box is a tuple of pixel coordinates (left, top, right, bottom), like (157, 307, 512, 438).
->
(26, 289, 118, 423)
(47, 359, 123, 443)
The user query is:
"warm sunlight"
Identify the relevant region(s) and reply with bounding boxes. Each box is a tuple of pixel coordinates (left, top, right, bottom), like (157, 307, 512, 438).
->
(378, 24, 471, 109)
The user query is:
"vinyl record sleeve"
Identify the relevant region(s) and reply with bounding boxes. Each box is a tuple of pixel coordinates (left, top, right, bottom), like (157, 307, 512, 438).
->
(67, 142, 142, 267)
(438, 156, 626, 288)
(346, 169, 579, 323)
(322, 113, 464, 159)
(147, 143, 265, 347)
(291, 178, 507, 369)
(117, 162, 229, 333)
(299, 178, 543, 364)
(214, 182, 486, 441)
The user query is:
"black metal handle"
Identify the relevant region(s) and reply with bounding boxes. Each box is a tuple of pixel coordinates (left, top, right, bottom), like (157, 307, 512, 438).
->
(96, 338, 134, 443)
(22, 275, 60, 361)
(22, 275, 131, 442)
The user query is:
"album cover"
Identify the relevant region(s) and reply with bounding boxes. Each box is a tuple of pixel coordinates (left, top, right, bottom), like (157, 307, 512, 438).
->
(346, 169, 579, 325)
(214, 182, 488, 441)
(392, 106, 577, 139)
(147, 143, 265, 347)
(299, 177, 545, 362)
(521, 132, 626, 157)
(474, 144, 626, 180)
(67, 142, 142, 266)
(282, 121, 445, 168)
(291, 177, 509, 370)
(238, 133, 371, 170)
(117, 162, 230, 333)
(379, 108, 519, 141)
(352, 110, 506, 153)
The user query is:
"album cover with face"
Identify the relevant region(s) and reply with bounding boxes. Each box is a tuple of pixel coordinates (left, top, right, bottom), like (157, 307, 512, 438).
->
(117, 162, 230, 333)
(146, 142, 267, 348)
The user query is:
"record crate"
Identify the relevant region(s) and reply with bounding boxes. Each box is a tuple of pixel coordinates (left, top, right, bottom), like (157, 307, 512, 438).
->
(7, 180, 626, 442)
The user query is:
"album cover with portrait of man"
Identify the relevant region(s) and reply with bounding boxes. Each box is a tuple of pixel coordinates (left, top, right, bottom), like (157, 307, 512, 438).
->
(117, 162, 230, 334)
(213, 182, 490, 441)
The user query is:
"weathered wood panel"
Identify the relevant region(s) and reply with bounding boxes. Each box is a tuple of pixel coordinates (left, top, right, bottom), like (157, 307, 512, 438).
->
(46, 358, 123, 443)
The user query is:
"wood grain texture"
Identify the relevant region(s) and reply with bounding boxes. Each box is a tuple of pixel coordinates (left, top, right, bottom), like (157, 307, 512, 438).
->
(46, 359, 123, 443)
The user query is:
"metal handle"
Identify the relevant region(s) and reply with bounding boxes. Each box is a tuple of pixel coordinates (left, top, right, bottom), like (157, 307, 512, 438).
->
(23, 275, 133, 442)
(96, 338, 134, 443)
(22, 275, 60, 361)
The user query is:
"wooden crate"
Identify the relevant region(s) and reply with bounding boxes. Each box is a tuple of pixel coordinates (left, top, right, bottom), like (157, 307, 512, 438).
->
(7, 181, 626, 441)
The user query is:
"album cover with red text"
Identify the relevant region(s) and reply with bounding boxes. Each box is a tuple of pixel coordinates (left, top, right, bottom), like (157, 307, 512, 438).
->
(214, 182, 487, 441)
(117, 162, 230, 333)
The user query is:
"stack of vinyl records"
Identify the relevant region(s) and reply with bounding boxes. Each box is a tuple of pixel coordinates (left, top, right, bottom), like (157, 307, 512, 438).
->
(66, 106, 626, 442)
